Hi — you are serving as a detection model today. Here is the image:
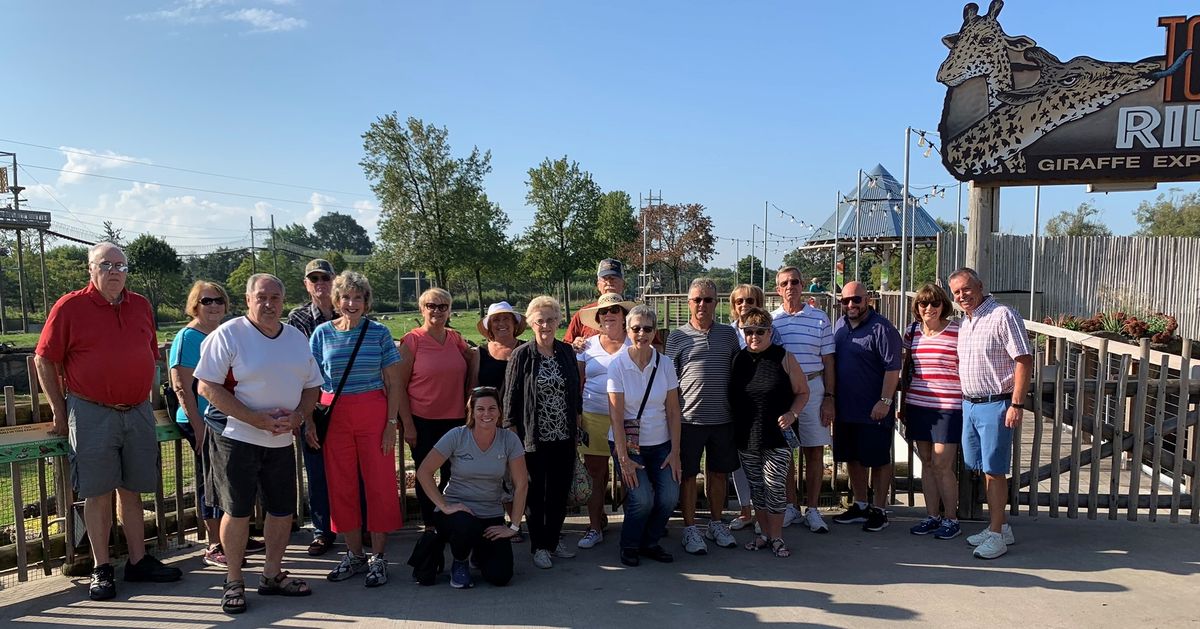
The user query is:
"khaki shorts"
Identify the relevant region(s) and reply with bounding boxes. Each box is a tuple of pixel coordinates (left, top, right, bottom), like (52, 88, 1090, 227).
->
(580, 411, 613, 457)
(796, 376, 833, 448)
(68, 396, 159, 499)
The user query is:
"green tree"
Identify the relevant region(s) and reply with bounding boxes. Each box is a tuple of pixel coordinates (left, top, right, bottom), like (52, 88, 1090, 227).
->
(1134, 189, 1200, 237)
(595, 191, 638, 261)
(635, 203, 716, 292)
(523, 156, 602, 316)
(126, 234, 183, 318)
(1045, 201, 1113, 237)
(272, 223, 319, 249)
(101, 221, 124, 246)
(781, 249, 834, 289)
(361, 114, 491, 287)
(313, 212, 373, 255)
(735, 255, 773, 288)
(454, 193, 512, 316)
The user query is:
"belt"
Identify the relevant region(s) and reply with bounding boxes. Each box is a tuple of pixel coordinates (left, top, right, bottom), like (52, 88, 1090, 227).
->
(71, 393, 136, 412)
(962, 393, 1011, 404)
(805, 370, 823, 381)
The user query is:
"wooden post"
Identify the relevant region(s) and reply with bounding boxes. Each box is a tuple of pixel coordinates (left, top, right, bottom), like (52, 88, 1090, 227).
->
(1068, 352, 1085, 518)
(1149, 353, 1169, 521)
(1050, 341, 1066, 517)
(1173, 339, 1191, 523)
(1088, 341, 1108, 519)
(1029, 346, 1045, 517)
(964, 183, 999, 279)
(1128, 339, 1151, 521)
(6, 386, 28, 581)
(1109, 355, 1130, 520)
(173, 440, 184, 546)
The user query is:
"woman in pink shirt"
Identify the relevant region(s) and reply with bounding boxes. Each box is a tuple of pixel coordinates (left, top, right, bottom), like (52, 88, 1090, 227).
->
(398, 287, 477, 529)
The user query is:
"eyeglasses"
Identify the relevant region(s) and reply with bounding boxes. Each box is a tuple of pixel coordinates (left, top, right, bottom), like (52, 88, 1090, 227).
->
(199, 297, 226, 306)
(597, 306, 625, 316)
(741, 326, 769, 337)
(733, 298, 756, 306)
(307, 274, 332, 283)
(629, 325, 655, 334)
(777, 278, 800, 287)
(531, 318, 559, 328)
(94, 261, 129, 273)
(689, 296, 715, 305)
(423, 302, 450, 312)
(840, 296, 864, 305)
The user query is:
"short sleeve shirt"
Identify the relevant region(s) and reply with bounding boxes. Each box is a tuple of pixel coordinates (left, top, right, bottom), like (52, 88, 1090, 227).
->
(957, 296, 1033, 397)
(563, 301, 600, 344)
(579, 336, 631, 415)
(771, 304, 834, 373)
(193, 316, 324, 448)
(434, 426, 525, 519)
(903, 321, 963, 411)
(833, 310, 902, 424)
(168, 326, 210, 422)
(36, 284, 159, 406)
(310, 319, 400, 394)
(666, 322, 739, 425)
(606, 349, 680, 446)
(401, 328, 469, 420)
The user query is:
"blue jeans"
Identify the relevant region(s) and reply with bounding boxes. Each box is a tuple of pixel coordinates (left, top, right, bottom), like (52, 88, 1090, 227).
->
(611, 441, 679, 551)
(301, 423, 332, 540)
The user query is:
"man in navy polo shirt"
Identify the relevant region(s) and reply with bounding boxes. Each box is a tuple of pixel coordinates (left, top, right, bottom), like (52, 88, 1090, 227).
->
(830, 281, 902, 532)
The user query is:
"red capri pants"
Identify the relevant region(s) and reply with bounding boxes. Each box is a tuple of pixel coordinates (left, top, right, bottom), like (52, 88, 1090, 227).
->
(321, 388, 403, 533)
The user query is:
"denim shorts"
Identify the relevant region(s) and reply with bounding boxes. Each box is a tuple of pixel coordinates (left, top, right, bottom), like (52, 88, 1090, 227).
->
(961, 399, 1013, 476)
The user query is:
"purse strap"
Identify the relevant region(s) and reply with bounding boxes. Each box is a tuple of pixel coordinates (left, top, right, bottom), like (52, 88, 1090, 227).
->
(633, 352, 660, 422)
(326, 319, 371, 414)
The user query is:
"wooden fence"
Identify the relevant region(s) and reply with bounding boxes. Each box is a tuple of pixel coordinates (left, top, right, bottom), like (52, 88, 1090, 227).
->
(936, 233, 1200, 341)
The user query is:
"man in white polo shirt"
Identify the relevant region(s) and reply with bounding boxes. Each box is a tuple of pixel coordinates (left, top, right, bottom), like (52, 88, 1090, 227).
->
(771, 266, 835, 534)
(196, 273, 324, 613)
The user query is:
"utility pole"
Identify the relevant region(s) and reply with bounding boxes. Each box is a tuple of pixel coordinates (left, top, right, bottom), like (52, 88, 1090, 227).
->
(762, 201, 768, 289)
(639, 190, 661, 298)
(248, 217, 273, 276)
(38, 231, 48, 316)
(249, 216, 257, 274)
(10, 152, 28, 333)
(269, 214, 278, 277)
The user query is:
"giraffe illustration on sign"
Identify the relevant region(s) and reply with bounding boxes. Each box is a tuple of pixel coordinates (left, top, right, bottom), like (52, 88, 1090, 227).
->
(944, 47, 1192, 176)
(937, 0, 1036, 111)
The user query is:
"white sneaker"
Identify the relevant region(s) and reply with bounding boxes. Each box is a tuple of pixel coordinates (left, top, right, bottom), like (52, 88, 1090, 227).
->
(972, 530, 1008, 559)
(533, 549, 553, 569)
(552, 540, 577, 558)
(682, 525, 708, 555)
(783, 504, 802, 528)
(804, 507, 830, 534)
(577, 529, 603, 549)
(966, 523, 1015, 547)
(705, 521, 737, 549)
(729, 515, 754, 531)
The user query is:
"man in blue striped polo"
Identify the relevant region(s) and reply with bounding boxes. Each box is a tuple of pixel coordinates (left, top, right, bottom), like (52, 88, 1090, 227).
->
(771, 266, 835, 534)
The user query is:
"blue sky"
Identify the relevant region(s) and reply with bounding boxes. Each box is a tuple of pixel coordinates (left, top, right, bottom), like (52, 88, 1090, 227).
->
(7, 0, 1198, 269)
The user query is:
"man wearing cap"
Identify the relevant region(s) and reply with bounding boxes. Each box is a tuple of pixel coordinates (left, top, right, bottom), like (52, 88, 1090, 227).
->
(286, 258, 339, 556)
(565, 258, 626, 346)
(34, 242, 183, 601)
(667, 277, 741, 554)
(949, 267, 1032, 560)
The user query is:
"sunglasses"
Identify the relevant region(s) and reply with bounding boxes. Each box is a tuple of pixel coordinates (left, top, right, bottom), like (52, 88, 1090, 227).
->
(423, 302, 450, 312)
(917, 301, 943, 309)
(94, 261, 130, 273)
(733, 298, 756, 306)
(777, 278, 800, 287)
(199, 297, 226, 306)
(741, 326, 770, 337)
(471, 386, 499, 395)
(689, 296, 715, 305)
(840, 296, 864, 305)
(630, 325, 655, 334)
(307, 274, 332, 283)
(597, 306, 625, 316)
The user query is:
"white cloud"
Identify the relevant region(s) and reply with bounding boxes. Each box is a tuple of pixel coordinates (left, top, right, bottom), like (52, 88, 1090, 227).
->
(57, 146, 149, 187)
(222, 8, 306, 33)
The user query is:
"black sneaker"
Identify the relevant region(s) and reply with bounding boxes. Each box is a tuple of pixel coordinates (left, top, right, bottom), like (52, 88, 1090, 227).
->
(89, 563, 116, 600)
(620, 548, 640, 567)
(832, 503, 870, 525)
(124, 555, 183, 583)
(244, 537, 266, 554)
(863, 507, 890, 532)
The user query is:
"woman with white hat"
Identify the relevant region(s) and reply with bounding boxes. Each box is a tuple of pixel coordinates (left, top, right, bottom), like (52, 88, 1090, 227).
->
(574, 293, 635, 550)
(474, 302, 527, 392)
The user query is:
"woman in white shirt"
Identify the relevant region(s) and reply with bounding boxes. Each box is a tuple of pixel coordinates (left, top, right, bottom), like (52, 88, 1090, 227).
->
(607, 304, 682, 567)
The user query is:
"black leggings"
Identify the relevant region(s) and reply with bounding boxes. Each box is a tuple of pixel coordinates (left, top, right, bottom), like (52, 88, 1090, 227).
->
(525, 440, 575, 553)
(412, 416, 462, 525)
(435, 511, 513, 586)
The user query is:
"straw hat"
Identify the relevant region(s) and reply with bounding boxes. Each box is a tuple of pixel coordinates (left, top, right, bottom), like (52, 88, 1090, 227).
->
(579, 293, 637, 331)
(477, 301, 527, 339)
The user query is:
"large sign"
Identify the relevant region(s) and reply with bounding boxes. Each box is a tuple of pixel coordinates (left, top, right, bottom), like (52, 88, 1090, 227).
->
(937, 1, 1199, 185)
(0, 209, 51, 230)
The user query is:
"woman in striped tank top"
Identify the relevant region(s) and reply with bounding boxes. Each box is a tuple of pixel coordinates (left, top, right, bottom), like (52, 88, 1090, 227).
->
(900, 284, 964, 541)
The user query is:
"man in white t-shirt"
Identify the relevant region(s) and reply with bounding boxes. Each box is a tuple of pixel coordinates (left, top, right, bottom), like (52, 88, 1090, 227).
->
(196, 273, 323, 612)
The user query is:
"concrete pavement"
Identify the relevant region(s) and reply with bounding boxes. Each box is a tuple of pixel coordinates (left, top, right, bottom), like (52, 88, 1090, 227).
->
(2, 507, 1198, 628)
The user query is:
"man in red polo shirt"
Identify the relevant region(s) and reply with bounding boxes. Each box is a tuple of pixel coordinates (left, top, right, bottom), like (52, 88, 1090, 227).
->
(34, 242, 182, 601)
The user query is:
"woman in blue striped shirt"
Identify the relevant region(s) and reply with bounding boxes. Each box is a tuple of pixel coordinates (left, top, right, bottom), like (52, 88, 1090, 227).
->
(307, 271, 403, 587)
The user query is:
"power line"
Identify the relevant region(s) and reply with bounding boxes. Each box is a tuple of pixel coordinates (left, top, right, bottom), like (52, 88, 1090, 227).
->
(1, 138, 373, 197)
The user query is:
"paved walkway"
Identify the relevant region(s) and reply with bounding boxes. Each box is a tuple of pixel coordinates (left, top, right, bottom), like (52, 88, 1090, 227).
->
(2, 507, 1199, 628)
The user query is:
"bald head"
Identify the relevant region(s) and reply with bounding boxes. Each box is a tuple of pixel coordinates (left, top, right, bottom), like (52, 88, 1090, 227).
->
(87, 242, 128, 302)
(842, 281, 867, 298)
(840, 281, 869, 324)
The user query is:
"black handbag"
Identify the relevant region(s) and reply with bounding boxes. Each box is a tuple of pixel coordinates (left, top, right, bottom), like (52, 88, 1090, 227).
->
(312, 320, 370, 442)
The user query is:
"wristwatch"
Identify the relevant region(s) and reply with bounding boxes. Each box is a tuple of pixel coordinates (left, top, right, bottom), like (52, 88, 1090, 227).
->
(879, 397, 893, 407)
(509, 523, 521, 533)
(387, 418, 398, 426)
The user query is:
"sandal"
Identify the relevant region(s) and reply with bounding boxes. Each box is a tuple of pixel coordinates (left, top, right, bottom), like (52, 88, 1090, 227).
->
(769, 538, 791, 558)
(307, 537, 333, 557)
(258, 570, 312, 597)
(744, 534, 769, 551)
(222, 579, 246, 614)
